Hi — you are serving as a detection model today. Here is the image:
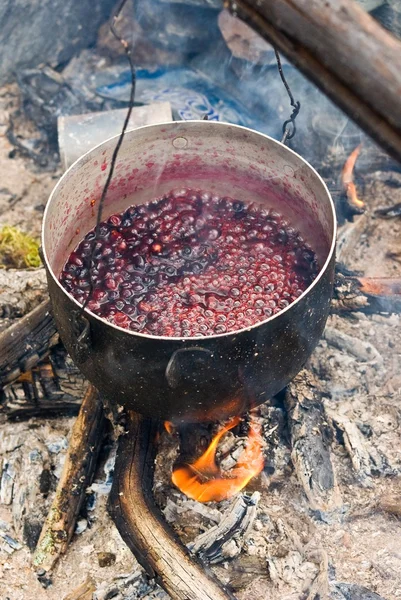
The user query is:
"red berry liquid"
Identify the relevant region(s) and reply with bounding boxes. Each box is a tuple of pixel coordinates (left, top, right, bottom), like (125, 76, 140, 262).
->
(60, 189, 319, 337)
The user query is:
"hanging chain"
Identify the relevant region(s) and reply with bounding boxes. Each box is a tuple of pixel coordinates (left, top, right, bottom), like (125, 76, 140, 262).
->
(274, 48, 300, 144)
(80, 0, 136, 317)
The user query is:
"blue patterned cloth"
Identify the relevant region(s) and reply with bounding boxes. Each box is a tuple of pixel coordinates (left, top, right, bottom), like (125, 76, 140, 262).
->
(96, 67, 259, 128)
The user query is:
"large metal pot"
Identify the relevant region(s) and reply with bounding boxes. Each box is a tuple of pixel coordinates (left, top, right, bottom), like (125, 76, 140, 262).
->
(42, 121, 336, 423)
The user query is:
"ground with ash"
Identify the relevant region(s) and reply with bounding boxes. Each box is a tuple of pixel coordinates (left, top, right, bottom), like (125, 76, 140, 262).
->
(0, 83, 401, 600)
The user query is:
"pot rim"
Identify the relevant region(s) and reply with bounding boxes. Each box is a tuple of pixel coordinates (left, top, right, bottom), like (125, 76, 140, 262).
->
(42, 120, 337, 342)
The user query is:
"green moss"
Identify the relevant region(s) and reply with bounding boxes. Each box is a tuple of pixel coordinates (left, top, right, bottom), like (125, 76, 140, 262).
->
(0, 226, 41, 269)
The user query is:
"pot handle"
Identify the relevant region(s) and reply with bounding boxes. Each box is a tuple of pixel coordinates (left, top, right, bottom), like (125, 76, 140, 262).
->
(165, 346, 215, 389)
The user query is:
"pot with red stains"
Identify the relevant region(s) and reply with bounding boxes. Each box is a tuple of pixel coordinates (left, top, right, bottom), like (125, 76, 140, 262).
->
(42, 121, 336, 424)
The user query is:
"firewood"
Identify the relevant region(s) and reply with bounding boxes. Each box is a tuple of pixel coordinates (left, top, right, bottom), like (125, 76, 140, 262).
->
(325, 408, 393, 486)
(32, 385, 105, 580)
(332, 272, 401, 315)
(108, 411, 237, 600)
(227, 0, 401, 162)
(285, 370, 342, 516)
(189, 492, 260, 564)
(0, 299, 58, 387)
(1, 345, 85, 419)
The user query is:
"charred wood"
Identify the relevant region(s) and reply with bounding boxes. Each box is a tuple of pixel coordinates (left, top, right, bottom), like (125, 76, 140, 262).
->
(1, 345, 85, 419)
(0, 299, 58, 388)
(285, 370, 342, 516)
(227, 0, 401, 163)
(108, 411, 237, 600)
(33, 385, 105, 579)
(325, 408, 394, 485)
(332, 272, 401, 315)
(189, 492, 260, 564)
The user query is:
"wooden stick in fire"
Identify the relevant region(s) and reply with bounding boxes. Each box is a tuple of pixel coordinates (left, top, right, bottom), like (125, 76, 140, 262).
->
(32, 385, 105, 579)
(0, 299, 58, 387)
(226, 0, 401, 163)
(108, 411, 236, 600)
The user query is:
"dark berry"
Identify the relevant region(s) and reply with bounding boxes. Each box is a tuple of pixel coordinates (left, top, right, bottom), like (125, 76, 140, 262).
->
(60, 189, 319, 336)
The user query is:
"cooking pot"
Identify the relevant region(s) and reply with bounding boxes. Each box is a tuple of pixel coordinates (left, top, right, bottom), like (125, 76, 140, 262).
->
(42, 120, 336, 423)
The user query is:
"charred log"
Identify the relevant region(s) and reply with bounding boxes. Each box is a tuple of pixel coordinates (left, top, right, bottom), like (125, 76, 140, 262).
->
(0, 299, 58, 388)
(227, 0, 401, 163)
(33, 385, 105, 579)
(285, 370, 342, 516)
(1, 345, 85, 419)
(332, 272, 401, 315)
(108, 411, 236, 600)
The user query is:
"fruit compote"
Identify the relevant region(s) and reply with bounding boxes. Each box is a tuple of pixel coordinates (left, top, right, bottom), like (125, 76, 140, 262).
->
(60, 189, 319, 337)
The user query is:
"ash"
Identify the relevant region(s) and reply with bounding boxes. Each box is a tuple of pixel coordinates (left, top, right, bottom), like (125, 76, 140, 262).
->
(1, 8, 401, 600)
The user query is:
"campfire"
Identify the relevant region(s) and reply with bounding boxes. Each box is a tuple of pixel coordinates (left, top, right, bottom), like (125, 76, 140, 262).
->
(1, 2, 401, 600)
(171, 415, 265, 502)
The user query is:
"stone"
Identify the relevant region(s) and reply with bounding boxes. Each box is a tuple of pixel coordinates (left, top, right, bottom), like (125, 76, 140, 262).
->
(97, 551, 117, 567)
(0, 0, 116, 85)
(218, 9, 277, 66)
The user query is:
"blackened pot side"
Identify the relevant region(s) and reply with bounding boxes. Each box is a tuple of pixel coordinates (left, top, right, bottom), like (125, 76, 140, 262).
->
(42, 121, 336, 424)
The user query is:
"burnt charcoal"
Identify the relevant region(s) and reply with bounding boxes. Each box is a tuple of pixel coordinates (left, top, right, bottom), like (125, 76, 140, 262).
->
(0, 0, 115, 85)
(97, 551, 117, 567)
(332, 583, 388, 600)
(23, 518, 43, 551)
(375, 202, 401, 218)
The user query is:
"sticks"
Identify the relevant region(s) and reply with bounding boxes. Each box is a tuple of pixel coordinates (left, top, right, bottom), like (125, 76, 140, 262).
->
(189, 492, 260, 564)
(108, 411, 236, 600)
(227, 0, 401, 163)
(33, 385, 105, 579)
(1, 346, 86, 419)
(0, 299, 58, 387)
(285, 370, 342, 516)
(332, 272, 401, 315)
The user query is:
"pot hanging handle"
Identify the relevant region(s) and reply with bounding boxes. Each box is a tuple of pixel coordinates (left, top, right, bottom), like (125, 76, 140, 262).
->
(274, 49, 301, 144)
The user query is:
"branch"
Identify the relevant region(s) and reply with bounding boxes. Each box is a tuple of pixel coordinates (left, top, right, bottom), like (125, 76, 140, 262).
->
(33, 385, 105, 580)
(227, 0, 401, 162)
(108, 411, 236, 600)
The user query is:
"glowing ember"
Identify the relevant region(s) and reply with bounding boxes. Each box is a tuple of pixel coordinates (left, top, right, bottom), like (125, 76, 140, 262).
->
(342, 144, 365, 211)
(171, 415, 264, 502)
(164, 421, 175, 435)
(358, 277, 401, 296)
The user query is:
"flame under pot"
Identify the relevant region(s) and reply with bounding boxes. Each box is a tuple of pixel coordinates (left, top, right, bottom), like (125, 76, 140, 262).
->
(42, 121, 336, 424)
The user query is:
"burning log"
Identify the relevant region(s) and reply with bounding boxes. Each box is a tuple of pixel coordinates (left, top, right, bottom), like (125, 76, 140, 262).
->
(227, 0, 401, 162)
(108, 411, 236, 600)
(285, 370, 342, 516)
(1, 346, 85, 419)
(332, 271, 401, 314)
(341, 144, 366, 215)
(0, 299, 58, 388)
(33, 385, 105, 581)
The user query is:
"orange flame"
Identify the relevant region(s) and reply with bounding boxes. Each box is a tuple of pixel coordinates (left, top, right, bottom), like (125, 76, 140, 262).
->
(342, 144, 365, 210)
(358, 277, 401, 297)
(164, 421, 175, 435)
(172, 415, 264, 503)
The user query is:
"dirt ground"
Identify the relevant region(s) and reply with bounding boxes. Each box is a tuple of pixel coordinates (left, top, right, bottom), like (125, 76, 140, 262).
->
(0, 83, 400, 600)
